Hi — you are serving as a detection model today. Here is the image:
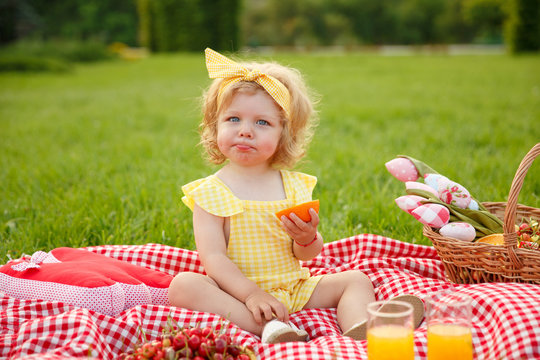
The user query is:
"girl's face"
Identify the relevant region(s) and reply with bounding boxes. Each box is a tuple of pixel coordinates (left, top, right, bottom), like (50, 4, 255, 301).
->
(216, 90, 284, 168)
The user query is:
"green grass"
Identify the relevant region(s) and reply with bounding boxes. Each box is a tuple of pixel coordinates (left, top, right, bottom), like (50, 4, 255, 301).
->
(1, 52, 539, 262)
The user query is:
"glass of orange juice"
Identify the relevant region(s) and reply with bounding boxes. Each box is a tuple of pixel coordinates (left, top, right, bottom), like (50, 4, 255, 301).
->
(367, 300, 414, 360)
(426, 291, 473, 360)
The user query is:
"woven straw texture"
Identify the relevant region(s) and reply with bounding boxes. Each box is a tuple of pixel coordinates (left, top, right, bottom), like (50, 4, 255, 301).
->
(424, 143, 540, 285)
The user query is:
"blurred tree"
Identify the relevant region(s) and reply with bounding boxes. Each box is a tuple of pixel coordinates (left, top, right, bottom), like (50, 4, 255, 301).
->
(435, 0, 477, 43)
(0, 0, 20, 44)
(0, 0, 138, 46)
(242, 0, 484, 46)
(505, 0, 540, 52)
(137, 0, 240, 52)
(215, 0, 241, 50)
(336, 0, 400, 44)
(0, 0, 41, 44)
(323, 12, 356, 46)
(27, 0, 138, 45)
(463, 0, 506, 43)
(136, 0, 154, 50)
(4, 0, 517, 51)
(394, 0, 447, 44)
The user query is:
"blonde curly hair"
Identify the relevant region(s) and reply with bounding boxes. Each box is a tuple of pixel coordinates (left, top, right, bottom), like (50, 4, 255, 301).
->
(199, 59, 318, 169)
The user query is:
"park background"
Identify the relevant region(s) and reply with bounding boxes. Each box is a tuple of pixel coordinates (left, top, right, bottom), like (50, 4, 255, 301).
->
(1, 0, 539, 262)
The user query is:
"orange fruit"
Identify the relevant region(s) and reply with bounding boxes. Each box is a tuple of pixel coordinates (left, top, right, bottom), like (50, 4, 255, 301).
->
(275, 200, 319, 222)
(477, 233, 505, 245)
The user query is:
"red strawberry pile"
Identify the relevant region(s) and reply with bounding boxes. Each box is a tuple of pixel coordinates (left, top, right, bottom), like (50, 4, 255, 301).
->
(517, 218, 540, 250)
(118, 323, 256, 360)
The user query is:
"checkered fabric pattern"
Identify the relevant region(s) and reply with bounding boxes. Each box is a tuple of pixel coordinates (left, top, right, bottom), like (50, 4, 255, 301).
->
(411, 203, 450, 228)
(182, 170, 319, 312)
(395, 195, 425, 214)
(205, 48, 291, 117)
(2, 234, 539, 359)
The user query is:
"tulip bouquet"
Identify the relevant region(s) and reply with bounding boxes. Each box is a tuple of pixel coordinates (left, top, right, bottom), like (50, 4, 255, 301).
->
(385, 155, 504, 242)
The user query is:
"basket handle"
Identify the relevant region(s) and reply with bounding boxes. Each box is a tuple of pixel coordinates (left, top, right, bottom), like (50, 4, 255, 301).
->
(503, 143, 540, 267)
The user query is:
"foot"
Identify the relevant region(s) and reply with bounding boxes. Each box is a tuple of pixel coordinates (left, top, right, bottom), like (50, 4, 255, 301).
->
(391, 294, 425, 329)
(261, 319, 308, 344)
(343, 294, 425, 341)
(342, 320, 368, 340)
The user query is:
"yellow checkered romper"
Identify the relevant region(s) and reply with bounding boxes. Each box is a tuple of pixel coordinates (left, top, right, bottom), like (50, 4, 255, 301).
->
(182, 170, 322, 313)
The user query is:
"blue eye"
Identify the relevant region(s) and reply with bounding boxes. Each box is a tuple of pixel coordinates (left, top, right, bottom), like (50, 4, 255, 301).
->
(256, 119, 269, 126)
(228, 117, 240, 122)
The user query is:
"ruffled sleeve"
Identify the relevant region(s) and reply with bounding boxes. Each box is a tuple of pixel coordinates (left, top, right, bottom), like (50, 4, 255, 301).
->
(283, 170, 317, 204)
(181, 175, 244, 217)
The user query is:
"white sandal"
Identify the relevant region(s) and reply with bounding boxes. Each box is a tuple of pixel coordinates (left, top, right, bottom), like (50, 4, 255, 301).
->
(261, 319, 308, 343)
(343, 294, 425, 341)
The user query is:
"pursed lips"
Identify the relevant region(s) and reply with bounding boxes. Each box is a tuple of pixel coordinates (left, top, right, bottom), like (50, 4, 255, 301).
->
(234, 143, 253, 151)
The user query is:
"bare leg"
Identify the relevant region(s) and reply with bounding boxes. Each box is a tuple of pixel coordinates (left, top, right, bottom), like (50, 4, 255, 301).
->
(303, 270, 375, 333)
(168, 272, 264, 335)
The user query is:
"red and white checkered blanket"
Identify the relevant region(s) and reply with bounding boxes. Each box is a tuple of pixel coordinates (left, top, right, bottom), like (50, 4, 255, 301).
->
(1, 234, 539, 359)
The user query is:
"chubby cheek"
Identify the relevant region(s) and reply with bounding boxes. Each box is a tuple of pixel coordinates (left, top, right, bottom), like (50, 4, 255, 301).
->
(215, 125, 229, 151)
(259, 139, 280, 159)
(264, 129, 283, 152)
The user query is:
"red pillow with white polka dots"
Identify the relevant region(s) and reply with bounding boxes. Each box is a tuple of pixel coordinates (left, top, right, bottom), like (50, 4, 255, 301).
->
(0, 247, 173, 316)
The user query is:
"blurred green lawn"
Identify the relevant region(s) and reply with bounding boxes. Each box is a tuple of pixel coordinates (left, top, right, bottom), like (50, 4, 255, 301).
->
(1, 52, 539, 262)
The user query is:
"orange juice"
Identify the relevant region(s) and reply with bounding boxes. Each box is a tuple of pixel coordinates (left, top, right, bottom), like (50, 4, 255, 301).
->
(367, 324, 414, 360)
(427, 323, 473, 360)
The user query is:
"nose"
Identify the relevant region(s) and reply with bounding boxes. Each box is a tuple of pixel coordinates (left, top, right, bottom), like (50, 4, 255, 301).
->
(239, 122, 253, 138)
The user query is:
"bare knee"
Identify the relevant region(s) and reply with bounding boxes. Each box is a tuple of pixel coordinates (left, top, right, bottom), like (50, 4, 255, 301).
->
(344, 270, 374, 292)
(305, 270, 374, 309)
(168, 272, 212, 307)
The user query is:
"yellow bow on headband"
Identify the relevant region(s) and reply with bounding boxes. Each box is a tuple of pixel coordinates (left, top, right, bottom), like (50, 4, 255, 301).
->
(205, 48, 291, 117)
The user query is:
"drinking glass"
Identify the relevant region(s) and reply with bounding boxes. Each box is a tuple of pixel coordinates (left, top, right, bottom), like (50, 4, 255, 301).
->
(426, 291, 473, 360)
(367, 300, 414, 360)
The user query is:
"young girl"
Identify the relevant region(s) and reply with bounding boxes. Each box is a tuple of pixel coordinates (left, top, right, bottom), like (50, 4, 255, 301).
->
(168, 48, 423, 343)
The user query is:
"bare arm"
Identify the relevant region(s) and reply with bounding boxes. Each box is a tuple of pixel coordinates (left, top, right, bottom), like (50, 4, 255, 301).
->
(280, 208, 324, 261)
(193, 203, 288, 323)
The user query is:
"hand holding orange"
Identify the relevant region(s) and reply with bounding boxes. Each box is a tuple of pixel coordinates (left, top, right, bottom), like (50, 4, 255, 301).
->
(275, 200, 320, 222)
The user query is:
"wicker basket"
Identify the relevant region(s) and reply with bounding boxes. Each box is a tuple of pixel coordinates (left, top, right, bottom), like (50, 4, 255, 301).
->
(424, 143, 540, 285)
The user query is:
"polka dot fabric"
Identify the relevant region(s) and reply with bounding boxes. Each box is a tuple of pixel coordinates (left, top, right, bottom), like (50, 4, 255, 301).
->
(2, 236, 539, 359)
(385, 157, 419, 182)
(0, 247, 172, 316)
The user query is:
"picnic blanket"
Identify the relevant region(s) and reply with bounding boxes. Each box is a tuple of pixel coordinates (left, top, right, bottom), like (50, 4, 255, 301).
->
(1, 234, 539, 359)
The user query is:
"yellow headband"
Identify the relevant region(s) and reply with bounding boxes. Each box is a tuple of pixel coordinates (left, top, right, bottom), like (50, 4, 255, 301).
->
(205, 48, 291, 117)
